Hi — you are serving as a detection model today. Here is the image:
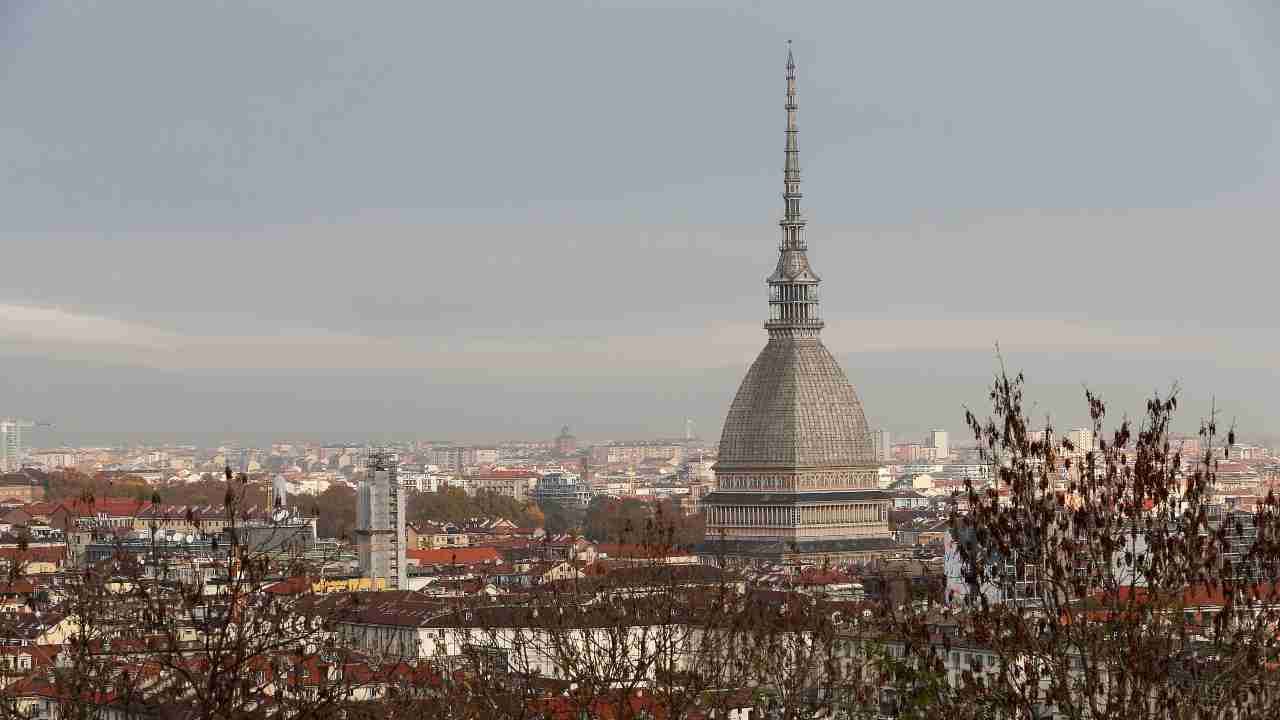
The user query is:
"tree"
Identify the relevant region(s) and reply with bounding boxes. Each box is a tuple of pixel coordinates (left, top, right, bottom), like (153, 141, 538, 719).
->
(880, 370, 1280, 720)
(583, 497, 650, 543)
(313, 484, 357, 541)
(538, 501, 577, 536)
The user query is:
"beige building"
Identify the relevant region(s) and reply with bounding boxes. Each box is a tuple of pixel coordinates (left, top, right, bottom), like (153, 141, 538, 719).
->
(470, 471, 538, 503)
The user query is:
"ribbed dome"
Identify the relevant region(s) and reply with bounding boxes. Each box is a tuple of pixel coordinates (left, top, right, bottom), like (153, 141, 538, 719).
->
(717, 336, 875, 470)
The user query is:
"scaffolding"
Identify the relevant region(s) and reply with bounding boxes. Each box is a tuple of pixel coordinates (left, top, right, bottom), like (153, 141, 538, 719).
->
(355, 449, 406, 589)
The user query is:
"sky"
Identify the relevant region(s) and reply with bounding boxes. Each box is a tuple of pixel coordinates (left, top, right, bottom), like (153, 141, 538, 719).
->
(1, 1, 1278, 447)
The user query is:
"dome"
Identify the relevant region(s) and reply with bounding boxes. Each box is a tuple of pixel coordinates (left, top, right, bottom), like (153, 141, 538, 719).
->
(716, 336, 875, 470)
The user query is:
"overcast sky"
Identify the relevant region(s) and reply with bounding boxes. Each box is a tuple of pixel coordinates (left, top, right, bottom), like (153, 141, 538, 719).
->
(2, 1, 1278, 447)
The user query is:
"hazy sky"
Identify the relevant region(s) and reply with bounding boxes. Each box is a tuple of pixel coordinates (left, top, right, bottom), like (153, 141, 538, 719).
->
(2, 1, 1278, 446)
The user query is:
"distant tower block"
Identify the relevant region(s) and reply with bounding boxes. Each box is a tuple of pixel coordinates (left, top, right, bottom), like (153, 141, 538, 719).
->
(355, 450, 406, 589)
(929, 429, 949, 459)
(0, 419, 27, 473)
(873, 430, 891, 462)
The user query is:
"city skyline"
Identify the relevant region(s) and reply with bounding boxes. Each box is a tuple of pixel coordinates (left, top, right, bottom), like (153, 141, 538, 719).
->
(3, 2, 1279, 442)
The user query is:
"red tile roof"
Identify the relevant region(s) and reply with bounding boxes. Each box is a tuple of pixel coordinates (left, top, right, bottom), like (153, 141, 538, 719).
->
(264, 576, 318, 595)
(0, 547, 66, 565)
(55, 497, 151, 519)
(406, 547, 501, 565)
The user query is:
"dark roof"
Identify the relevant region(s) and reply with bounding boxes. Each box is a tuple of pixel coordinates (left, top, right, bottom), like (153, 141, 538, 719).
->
(701, 490, 891, 505)
(697, 536, 899, 558)
(295, 591, 448, 628)
(0, 470, 46, 485)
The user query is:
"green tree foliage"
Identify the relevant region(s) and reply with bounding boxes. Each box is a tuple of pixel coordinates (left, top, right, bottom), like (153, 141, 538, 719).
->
(584, 497, 650, 542)
(311, 484, 357, 541)
(407, 487, 542, 529)
(583, 496, 705, 547)
(45, 469, 151, 504)
(157, 477, 274, 508)
(539, 500, 579, 536)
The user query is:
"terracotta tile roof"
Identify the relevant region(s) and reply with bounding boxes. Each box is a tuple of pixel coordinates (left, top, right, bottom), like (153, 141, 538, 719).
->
(406, 547, 500, 565)
(55, 497, 151, 519)
(0, 547, 66, 565)
(0, 579, 35, 594)
(264, 576, 317, 595)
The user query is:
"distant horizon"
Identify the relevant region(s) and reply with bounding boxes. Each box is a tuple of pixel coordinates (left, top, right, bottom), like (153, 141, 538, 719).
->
(19, 348, 1278, 451)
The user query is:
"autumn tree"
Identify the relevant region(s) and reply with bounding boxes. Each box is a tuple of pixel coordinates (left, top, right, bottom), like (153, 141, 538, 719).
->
(879, 370, 1280, 720)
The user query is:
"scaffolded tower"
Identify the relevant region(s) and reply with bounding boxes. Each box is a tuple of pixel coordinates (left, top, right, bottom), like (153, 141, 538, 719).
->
(355, 450, 406, 589)
(271, 473, 289, 511)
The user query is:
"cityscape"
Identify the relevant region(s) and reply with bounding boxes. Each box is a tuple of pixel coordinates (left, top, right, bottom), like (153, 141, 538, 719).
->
(3, 2, 1279, 719)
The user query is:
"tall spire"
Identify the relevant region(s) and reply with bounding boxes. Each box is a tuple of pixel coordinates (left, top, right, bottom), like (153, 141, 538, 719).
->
(783, 41, 801, 239)
(766, 42, 823, 339)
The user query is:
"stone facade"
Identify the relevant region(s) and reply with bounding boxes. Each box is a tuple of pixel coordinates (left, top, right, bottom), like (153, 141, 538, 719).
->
(700, 48, 895, 564)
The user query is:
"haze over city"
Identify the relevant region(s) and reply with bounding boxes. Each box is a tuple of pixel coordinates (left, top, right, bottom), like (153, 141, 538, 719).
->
(3, 1, 1279, 445)
(6, 3, 1280, 719)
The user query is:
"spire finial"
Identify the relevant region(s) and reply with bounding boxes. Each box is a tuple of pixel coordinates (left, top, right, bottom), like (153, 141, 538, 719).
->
(782, 42, 801, 236)
(765, 42, 823, 338)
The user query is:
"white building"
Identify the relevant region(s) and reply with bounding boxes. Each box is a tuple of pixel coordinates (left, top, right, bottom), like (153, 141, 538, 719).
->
(0, 420, 24, 473)
(928, 429, 949, 459)
(28, 450, 78, 470)
(1066, 428, 1096, 453)
(531, 471, 593, 509)
(939, 463, 992, 485)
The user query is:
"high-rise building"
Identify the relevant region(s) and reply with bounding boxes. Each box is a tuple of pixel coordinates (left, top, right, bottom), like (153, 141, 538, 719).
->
(355, 450, 406, 589)
(701, 47, 894, 564)
(1066, 428, 1096, 453)
(928, 429, 949, 459)
(0, 420, 24, 473)
(873, 430, 891, 462)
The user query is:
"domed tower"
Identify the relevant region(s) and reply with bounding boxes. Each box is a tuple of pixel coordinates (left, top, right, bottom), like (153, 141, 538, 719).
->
(702, 45, 893, 563)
